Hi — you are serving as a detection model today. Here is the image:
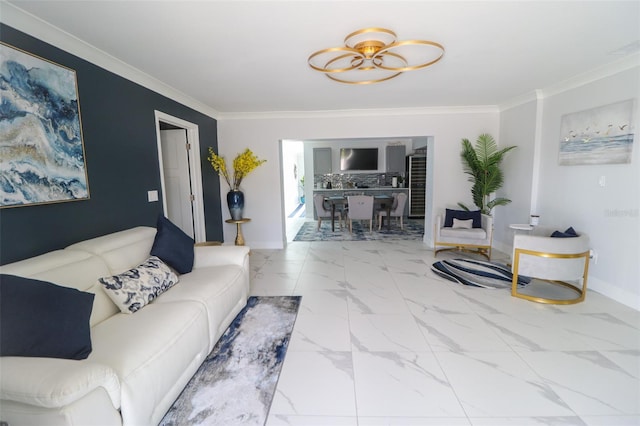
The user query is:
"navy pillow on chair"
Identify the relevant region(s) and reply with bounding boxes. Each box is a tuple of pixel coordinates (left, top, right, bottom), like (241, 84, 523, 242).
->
(151, 215, 195, 274)
(0, 274, 95, 360)
(550, 227, 578, 238)
(444, 209, 482, 228)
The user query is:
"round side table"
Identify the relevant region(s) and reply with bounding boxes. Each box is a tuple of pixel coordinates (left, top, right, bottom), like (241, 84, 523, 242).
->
(225, 218, 251, 246)
(507, 224, 535, 266)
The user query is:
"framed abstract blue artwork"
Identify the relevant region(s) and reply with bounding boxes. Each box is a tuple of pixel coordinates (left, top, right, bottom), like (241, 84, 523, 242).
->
(559, 99, 635, 166)
(0, 42, 90, 208)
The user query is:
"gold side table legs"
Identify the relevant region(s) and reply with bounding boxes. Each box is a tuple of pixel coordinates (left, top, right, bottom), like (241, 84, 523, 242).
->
(225, 218, 251, 246)
(234, 222, 245, 246)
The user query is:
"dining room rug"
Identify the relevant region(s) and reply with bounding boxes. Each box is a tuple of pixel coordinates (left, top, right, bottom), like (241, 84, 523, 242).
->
(431, 258, 531, 289)
(159, 296, 301, 426)
(293, 218, 424, 242)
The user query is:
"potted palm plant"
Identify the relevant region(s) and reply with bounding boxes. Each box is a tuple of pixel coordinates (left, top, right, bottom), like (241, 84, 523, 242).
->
(458, 133, 516, 215)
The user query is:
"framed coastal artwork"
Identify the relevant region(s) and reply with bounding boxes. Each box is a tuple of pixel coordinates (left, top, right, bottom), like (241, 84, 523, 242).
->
(0, 42, 89, 208)
(559, 99, 635, 166)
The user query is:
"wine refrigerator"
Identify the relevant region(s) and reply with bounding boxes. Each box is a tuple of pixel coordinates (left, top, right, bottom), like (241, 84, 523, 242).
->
(407, 155, 426, 218)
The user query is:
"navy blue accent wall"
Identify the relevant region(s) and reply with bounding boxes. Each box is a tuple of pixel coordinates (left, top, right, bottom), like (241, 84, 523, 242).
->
(0, 24, 223, 264)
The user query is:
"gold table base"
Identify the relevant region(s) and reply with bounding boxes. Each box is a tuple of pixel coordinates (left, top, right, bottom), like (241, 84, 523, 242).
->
(225, 218, 251, 246)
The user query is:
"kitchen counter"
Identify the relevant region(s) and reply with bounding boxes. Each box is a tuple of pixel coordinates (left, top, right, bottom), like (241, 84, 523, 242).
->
(313, 187, 408, 192)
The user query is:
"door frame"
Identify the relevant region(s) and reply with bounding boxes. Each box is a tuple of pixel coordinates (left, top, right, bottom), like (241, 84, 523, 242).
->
(154, 110, 206, 243)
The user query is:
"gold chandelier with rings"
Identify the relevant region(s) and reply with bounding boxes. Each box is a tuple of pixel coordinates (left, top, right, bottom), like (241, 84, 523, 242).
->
(308, 28, 445, 85)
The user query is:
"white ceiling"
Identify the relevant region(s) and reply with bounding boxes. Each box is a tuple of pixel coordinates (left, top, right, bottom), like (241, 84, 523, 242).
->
(5, 1, 640, 115)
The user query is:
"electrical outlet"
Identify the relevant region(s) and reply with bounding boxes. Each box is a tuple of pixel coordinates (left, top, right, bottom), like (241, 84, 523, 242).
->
(589, 249, 598, 264)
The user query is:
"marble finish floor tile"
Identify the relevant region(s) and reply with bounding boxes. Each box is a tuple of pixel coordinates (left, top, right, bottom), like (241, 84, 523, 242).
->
(269, 351, 357, 417)
(250, 276, 297, 296)
(558, 313, 640, 350)
(479, 313, 599, 352)
(294, 271, 348, 291)
(518, 351, 640, 416)
(353, 351, 466, 417)
(580, 415, 640, 425)
(267, 415, 358, 425)
(435, 351, 575, 417)
(301, 259, 346, 275)
(269, 351, 356, 417)
(411, 310, 512, 352)
(601, 350, 640, 378)
(349, 313, 430, 352)
(288, 312, 351, 351)
(358, 417, 471, 425)
(251, 241, 640, 424)
(295, 289, 349, 317)
(346, 287, 410, 315)
(469, 417, 587, 425)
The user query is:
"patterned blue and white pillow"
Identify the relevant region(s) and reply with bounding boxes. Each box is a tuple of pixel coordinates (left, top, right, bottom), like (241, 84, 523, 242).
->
(99, 256, 179, 314)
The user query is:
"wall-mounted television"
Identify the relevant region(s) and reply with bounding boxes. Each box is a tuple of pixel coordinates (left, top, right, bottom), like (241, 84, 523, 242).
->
(340, 148, 378, 171)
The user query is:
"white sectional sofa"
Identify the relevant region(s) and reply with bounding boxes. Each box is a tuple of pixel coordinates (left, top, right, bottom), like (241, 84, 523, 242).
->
(0, 226, 250, 425)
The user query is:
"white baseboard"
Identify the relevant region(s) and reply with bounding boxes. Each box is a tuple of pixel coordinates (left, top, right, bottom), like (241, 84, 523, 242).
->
(588, 276, 640, 311)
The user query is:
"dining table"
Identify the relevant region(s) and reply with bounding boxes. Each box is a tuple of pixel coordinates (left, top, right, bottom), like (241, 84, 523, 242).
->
(324, 194, 394, 232)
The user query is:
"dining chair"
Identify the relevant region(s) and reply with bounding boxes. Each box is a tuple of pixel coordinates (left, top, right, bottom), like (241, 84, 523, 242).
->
(377, 193, 408, 230)
(346, 195, 374, 232)
(313, 194, 342, 230)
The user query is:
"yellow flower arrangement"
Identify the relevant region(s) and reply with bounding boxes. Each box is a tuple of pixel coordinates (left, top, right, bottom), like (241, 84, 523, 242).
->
(207, 147, 266, 191)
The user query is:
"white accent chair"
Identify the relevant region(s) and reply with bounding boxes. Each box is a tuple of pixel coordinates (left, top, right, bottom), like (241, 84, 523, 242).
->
(377, 193, 408, 230)
(347, 195, 374, 233)
(313, 194, 342, 230)
(434, 211, 493, 260)
(511, 227, 590, 304)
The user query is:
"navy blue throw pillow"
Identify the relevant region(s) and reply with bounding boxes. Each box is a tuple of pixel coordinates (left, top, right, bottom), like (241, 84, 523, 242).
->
(0, 274, 94, 360)
(565, 227, 578, 236)
(550, 227, 579, 238)
(444, 209, 482, 228)
(150, 215, 195, 274)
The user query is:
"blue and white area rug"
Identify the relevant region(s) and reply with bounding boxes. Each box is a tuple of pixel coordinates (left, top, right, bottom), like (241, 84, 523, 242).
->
(160, 296, 301, 426)
(432, 258, 531, 289)
(293, 218, 424, 242)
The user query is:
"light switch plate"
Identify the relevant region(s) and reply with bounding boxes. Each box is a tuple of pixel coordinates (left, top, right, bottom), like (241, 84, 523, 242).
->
(147, 190, 159, 202)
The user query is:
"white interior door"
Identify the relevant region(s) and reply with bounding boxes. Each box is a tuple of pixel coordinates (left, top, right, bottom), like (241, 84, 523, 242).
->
(160, 129, 194, 238)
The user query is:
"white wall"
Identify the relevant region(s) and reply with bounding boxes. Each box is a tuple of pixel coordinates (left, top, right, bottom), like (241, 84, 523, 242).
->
(218, 110, 499, 248)
(536, 66, 640, 309)
(496, 99, 539, 252)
